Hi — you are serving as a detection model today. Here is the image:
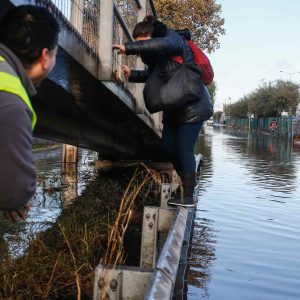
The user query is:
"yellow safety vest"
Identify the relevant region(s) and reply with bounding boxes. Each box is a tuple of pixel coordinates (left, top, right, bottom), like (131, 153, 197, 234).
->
(0, 55, 37, 130)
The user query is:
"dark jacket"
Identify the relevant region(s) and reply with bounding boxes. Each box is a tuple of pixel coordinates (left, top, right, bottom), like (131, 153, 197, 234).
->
(0, 43, 36, 211)
(125, 29, 213, 125)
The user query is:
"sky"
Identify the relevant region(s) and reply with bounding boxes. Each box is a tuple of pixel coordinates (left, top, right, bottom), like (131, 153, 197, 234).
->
(209, 0, 300, 111)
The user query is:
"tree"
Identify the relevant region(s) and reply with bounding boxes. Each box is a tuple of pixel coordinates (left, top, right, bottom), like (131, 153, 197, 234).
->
(226, 98, 248, 118)
(213, 110, 222, 122)
(247, 80, 300, 117)
(155, 0, 225, 52)
(207, 81, 217, 106)
(226, 80, 300, 119)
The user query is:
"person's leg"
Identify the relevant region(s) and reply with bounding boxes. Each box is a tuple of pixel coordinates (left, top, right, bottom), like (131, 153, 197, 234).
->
(168, 122, 203, 207)
(162, 124, 178, 170)
(175, 122, 203, 174)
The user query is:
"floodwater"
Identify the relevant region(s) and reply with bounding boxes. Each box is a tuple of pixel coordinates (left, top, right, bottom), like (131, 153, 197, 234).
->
(0, 147, 97, 257)
(189, 127, 300, 300)
(1, 129, 300, 300)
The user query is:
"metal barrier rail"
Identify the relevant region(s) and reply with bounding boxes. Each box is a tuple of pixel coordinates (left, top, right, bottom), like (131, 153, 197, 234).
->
(144, 207, 189, 299)
(93, 155, 203, 299)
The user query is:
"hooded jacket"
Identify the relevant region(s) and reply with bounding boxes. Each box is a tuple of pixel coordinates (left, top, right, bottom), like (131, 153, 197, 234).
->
(0, 43, 36, 211)
(125, 29, 213, 125)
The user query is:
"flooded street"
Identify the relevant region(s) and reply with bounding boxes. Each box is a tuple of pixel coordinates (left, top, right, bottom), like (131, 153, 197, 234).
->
(1, 147, 97, 257)
(189, 127, 300, 300)
(1, 129, 300, 300)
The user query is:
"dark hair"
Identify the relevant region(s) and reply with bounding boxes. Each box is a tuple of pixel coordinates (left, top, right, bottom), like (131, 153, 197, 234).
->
(133, 21, 154, 39)
(143, 15, 167, 38)
(143, 15, 157, 24)
(0, 5, 59, 68)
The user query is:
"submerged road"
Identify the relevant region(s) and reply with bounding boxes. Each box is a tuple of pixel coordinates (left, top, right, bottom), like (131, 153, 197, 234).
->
(188, 127, 300, 300)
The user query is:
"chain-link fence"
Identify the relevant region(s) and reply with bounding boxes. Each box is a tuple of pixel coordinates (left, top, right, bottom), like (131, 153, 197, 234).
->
(36, 0, 100, 59)
(226, 117, 294, 139)
(113, 1, 138, 94)
(34, 0, 156, 102)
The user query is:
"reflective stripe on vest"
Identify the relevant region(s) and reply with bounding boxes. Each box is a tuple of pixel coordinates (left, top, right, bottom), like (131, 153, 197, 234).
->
(0, 55, 37, 130)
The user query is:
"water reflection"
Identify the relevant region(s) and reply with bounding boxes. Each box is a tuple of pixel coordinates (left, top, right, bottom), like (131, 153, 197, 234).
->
(188, 218, 217, 299)
(185, 127, 216, 299)
(224, 129, 298, 195)
(0, 147, 96, 258)
(188, 127, 300, 300)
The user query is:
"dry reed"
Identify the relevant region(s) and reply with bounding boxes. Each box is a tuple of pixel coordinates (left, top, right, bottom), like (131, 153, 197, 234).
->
(0, 165, 165, 299)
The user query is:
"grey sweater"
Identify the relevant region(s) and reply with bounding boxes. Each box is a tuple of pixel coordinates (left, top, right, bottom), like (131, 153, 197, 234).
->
(0, 43, 37, 211)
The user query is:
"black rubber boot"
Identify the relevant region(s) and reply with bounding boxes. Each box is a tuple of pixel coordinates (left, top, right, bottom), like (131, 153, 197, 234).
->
(168, 173, 196, 208)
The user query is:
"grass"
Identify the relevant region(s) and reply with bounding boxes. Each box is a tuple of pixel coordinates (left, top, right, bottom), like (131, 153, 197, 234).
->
(0, 165, 168, 299)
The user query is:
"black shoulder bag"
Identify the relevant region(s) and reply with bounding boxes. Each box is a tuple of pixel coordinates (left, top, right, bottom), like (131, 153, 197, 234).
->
(143, 42, 204, 114)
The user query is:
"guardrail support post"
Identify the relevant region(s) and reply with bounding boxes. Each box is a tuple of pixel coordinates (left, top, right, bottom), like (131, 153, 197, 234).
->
(98, 0, 114, 80)
(93, 265, 153, 300)
(140, 207, 158, 268)
(160, 183, 172, 207)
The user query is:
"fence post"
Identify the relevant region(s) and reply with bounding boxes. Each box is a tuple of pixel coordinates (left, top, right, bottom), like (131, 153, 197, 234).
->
(135, 0, 162, 132)
(98, 0, 114, 80)
(61, 145, 78, 207)
(131, 0, 147, 114)
(70, 0, 84, 34)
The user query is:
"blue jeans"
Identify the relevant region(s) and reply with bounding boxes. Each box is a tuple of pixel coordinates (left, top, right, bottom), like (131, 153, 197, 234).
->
(162, 122, 203, 174)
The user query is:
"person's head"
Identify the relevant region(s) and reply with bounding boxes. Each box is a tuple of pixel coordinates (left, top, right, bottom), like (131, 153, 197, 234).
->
(143, 15, 167, 38)
(133, 21, 154, 41)
(0, 5, 59, 86)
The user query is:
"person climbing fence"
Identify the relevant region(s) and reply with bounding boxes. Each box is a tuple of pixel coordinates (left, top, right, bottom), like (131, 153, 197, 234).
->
(113, 16, 213, 207)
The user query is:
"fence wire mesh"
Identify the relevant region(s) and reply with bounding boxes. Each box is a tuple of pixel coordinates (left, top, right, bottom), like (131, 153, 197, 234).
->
(35, 0, 155, 96)
(146, 0, 154, 16)
(113, 1, 139, 94)
(36, 0, 100, 58)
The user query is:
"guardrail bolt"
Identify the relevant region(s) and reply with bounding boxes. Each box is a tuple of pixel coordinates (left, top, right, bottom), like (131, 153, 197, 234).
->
(163, 188, 166, 193)
(152, 214, 156, 220)
(149, 222, 153, 228)
(146, 213, 150, 219)
(110, 279, 118, 291)
(165, 194, 169, 199)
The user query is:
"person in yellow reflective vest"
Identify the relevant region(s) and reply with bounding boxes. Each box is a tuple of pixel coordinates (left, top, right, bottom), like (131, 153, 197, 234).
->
(0, 5, 59, 222)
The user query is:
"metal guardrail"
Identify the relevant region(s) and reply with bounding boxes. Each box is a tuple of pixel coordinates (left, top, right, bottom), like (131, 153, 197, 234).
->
(33, 0, 160, 125)
(144, 208, 189, 299)
(36, 0, 155, 81)
(93, 155, 203, 300)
